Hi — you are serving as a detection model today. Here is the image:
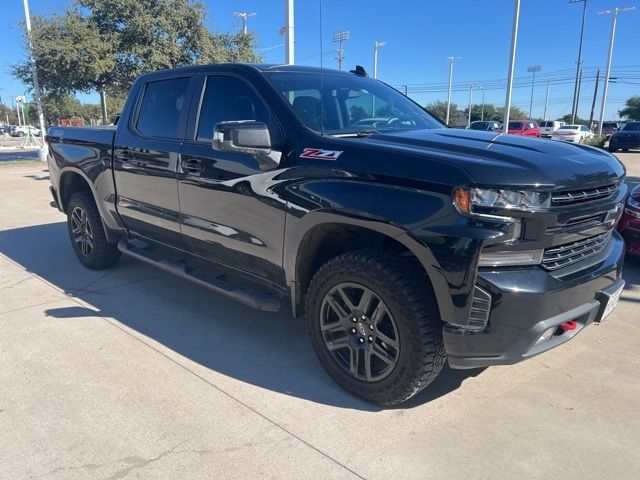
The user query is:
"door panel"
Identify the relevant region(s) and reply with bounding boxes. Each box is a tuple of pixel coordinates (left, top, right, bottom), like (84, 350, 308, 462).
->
(113, 75, 193, 246)
(177, 74, 287, 283)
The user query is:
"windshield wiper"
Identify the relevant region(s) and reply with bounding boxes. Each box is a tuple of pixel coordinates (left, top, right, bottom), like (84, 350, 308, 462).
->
(333, 130, 379, 138)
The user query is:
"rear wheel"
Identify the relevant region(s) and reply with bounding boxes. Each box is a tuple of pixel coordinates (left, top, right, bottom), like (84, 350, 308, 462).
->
(305, 249, 446, 406)
(67, 191, 121, 270)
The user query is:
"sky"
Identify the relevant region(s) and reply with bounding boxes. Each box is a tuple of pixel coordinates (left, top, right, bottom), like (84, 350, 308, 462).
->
(1, 0, 639, 121)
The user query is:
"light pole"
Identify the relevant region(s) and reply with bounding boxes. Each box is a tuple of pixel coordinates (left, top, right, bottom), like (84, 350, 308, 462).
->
(446, 56, 461, 125)
(467, 84, 474, 128)
(570, 0, 588, 124)
(22, 0, 46, 144)
(333, 31, 350, 70)
(285, 0, 294, 64)
(373, 41, 386, 79)
(233, 12, 256, 35)
(503, 0, 521, 132)
(597, 6, 635, 135)
(479, 86, 485, 121)
(527, 65, 541, 119)
(543, 78, 550, 121)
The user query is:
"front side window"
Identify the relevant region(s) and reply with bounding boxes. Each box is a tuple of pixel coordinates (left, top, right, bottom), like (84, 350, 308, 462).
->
(623, 123, 640, 132)
(196, 76, 275, 142)
(265, 72, 443, 135)
(509, 121, 524, 130)
(136, 77, 190, 138)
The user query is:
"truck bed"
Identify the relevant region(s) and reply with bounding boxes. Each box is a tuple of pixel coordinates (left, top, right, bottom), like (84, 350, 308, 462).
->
(47, 125, 116, 146)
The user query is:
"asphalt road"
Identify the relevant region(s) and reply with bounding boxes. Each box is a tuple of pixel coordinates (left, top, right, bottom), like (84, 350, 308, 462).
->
(1, 152, 639, 479)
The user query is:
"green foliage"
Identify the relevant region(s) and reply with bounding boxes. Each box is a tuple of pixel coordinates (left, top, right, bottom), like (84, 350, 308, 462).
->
(424, 100, 461, 123)
(619, 96, 640, 120)
(491, 105, 528, 121)
(0, 104, 19, 125)
(559, 114, 588, 125)
(583, 134, 608, 149)
(13, 0, 260, 122)
(462, 104, 497, 123)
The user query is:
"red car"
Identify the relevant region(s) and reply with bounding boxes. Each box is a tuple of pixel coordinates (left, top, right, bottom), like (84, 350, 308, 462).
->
(498, 120, 541, 138)
(618, 185, 640, 258)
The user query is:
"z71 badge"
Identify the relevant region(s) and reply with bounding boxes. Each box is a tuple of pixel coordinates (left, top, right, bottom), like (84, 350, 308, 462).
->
(299, 148, 343, 161)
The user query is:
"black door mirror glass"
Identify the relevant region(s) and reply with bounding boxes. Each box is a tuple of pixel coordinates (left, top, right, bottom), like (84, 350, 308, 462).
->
(212, 121, 272, 155)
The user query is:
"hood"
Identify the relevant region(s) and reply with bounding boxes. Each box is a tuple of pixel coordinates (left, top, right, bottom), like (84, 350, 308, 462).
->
(356, 129, 625, 189)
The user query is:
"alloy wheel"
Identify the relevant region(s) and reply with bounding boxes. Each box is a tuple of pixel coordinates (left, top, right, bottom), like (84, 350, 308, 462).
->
(320, 282, 400, 382)
(70, 206, 94, 257)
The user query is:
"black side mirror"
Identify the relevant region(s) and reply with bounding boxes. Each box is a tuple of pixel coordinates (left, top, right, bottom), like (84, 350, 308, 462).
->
(212, 121, 272, 156)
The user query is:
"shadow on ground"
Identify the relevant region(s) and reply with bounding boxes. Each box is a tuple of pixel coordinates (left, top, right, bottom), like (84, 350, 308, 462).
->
(0, 221, 484, 410)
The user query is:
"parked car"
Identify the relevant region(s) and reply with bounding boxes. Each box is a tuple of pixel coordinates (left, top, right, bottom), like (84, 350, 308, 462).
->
(11, 125, 41, 137)
(609, 121, 640, 152)
(499, 120, 541, 137)
(540, 120, 565, 138)
(46, 63, 626, 406)
(617, 184, 640, 258)
(468, 120, 502, 132)
(551, 125, 594, 143)
(601, 122, 620, 136)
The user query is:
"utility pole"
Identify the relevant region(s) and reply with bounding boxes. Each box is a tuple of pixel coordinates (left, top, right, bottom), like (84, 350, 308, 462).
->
(575, 68, 583, 121)
(333, 31, 350, 70)
(503, 0, 521, 132)
(233, 12, 256, 35)
(527, 65, 541, 118)
(403, 85, 408, 96)
(480, 87, 485, 121)
(285, 0, 294, 65)
(99, 88, 108, 125)
(589, 69, 600, 129)
(543, 78, 550, 121)
(467, 84, 474, 128)
(373, 41, 386, 79)
(597, 6, 635, 135)
(446, 56, 462, 125)
(22, 0, 46, 143)
(570, 0, 588, 124)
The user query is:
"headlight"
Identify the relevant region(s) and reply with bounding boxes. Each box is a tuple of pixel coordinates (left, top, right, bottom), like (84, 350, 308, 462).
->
(454, 187, 550, 215)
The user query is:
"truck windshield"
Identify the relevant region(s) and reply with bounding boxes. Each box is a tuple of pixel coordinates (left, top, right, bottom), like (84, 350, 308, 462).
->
(264, 72, 444, 135)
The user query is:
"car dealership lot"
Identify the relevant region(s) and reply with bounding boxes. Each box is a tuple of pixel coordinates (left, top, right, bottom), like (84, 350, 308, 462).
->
(1, 152, 640, 480)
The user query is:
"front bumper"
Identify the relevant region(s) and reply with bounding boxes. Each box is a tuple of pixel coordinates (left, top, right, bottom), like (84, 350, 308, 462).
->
(445, 231, 625, 369)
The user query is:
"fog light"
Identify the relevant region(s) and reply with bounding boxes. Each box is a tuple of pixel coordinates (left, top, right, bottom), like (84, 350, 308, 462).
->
(478, 249, 544, 267)
(535, 327, 556, 345)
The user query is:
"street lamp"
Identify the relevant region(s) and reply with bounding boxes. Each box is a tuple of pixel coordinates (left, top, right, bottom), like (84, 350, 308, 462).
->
(479, 86, 485, 121)
(503, 0, 521, 132)
(233, 12, 257, 35)
(22, 0, 45, 144)
(597, 6, 635, 135)
(543, 78, 551, 121)
(446, 56, 462, 125)
(373, 41, 386, 79)
(333, 31, 350, 71)
(467, 84, 474, 128)
(569, 0, 588, 124)
(527, 65, 541, 119)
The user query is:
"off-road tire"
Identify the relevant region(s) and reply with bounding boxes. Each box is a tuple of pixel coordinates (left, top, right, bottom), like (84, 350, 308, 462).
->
(67, 191, 121, 270)
(305, 249, 446, 406)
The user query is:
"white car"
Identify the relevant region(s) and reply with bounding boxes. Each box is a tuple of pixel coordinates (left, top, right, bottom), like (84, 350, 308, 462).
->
(540, 120, 565, 138)
(10, 125, 42, 137)
(551, 125, 594, 143)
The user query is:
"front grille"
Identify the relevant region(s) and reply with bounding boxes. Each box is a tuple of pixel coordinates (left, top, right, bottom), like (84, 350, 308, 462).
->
(542, 232, 611, 271)
(546, 212, 606, 234)
(468, 285, 492, 330)
(551, 183, 619, 206)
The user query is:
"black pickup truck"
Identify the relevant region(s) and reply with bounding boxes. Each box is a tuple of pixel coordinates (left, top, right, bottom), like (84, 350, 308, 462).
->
(47, 63, 626, 406)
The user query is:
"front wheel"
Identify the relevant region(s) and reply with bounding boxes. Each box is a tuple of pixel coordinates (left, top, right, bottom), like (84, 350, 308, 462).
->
(305, 249, 446, 406)
(67, 191, 121, 270)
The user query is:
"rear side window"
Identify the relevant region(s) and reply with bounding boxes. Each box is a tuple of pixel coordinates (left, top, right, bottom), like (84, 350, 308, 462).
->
(196, 76, 276, 142)
(136, 77, 190, 138)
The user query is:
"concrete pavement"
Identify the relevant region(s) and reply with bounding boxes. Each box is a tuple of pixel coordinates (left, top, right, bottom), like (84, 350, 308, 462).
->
(1, 152, 639, 479)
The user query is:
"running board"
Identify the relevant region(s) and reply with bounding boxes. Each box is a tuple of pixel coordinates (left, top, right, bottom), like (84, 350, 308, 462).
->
(117, 240, 281, 312)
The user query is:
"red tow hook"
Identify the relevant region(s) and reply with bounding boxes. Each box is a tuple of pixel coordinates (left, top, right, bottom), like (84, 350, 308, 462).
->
(559, 320, 577, 331)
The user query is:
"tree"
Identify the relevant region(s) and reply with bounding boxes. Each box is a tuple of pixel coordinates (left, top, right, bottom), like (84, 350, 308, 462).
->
(492, 105, 528, 121)
(0, 104, 18, 125)
(424, 100, 461, 123)
(463, 104, 497, 123)
(619, 96, 640, 120)
(13, 0, 260, 124)
(559, 114, 588, 125)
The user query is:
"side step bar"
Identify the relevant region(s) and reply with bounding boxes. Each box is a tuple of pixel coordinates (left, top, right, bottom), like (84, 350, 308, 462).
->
(117, 240, 280, 312)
